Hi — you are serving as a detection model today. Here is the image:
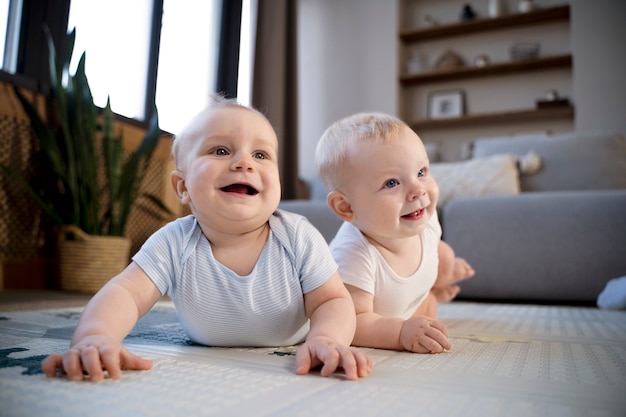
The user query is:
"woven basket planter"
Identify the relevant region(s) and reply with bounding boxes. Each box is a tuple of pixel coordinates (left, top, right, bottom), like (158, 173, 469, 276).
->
(58, 226, 131, 293)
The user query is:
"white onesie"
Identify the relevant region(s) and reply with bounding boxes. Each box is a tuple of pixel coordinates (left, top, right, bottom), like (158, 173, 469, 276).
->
(330, 212, 441, 320)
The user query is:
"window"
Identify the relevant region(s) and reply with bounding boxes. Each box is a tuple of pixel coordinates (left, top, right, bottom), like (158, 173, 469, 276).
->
(68, 0, 223, 134)
(0, 0, 251, 135)
(155, 0, 222, 134)
(236, 0, 257, 108)
(0, 0, 20, 73)
(67, 0, 154, 122)
(0, 0, 9, 68)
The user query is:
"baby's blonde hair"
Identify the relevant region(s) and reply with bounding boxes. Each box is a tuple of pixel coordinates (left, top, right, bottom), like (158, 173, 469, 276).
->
(315, 112, 408, 193)
(172, 94, 268, 170)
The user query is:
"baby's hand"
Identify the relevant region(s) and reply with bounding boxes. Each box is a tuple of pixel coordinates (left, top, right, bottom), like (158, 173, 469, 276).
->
(400, 316, 451, 353)
(295, 335, 372, 380)
(41, 335, 153, 382)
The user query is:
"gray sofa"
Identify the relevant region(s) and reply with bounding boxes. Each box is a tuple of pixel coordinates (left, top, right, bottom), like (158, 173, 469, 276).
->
(280, 131, 626, 305)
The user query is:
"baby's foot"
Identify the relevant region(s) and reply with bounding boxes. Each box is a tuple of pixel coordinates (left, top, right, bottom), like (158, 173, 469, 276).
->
(452, 257, 475, 283)
(432, 285, 461, 303)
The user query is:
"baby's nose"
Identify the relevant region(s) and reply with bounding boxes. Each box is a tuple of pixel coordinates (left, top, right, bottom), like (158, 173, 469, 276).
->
(408, 183, 427, 200)
(232, 153, 254, 170)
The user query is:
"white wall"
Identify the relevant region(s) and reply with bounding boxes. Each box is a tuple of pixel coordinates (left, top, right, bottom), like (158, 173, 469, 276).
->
(570, 0, 626, 135)
(297, 0, 626, 193)
(297, 0, 397, 194)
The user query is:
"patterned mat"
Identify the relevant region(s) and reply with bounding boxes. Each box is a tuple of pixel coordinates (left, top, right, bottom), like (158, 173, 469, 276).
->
(1, 301, 625, 417)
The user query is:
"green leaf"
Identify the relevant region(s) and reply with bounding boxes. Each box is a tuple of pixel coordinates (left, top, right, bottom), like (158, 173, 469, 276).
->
(0, 162, 64, 226)
(10, 24, 165, 237)
(107, 106, 161, 236)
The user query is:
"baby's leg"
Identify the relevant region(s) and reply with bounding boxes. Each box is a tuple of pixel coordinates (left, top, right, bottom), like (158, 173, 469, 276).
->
(431, 285, 461, 303)
(412, 291, 438, 319)
(436, 241, 475, 289)
(451, 257, 475, 283)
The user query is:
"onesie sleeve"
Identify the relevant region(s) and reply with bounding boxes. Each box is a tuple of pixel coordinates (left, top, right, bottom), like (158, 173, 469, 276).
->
(271, 210, 338, 294)
(330, 223, 377, 295)
(131, 216, 192, 296)
(426, 209, 442, 241)
(292, 217, 339, 294)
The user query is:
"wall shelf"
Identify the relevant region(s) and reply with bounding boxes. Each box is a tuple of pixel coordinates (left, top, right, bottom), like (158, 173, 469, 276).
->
(398, 2, 573, 147)
(400, 5, 570, 43)
(400, 54, 572, 85)
(410, 105, 574, 130)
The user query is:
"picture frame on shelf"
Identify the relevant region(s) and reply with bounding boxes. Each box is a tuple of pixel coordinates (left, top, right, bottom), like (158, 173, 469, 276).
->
(428, 89, 465, 119)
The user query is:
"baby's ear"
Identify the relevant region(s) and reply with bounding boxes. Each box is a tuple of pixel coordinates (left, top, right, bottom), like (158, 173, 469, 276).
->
(170, 171, 191, 204)
(327, 191, 355, 222)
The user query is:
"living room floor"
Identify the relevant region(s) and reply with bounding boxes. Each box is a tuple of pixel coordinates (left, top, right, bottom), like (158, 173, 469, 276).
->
(0, 289, 93, 311)
(0, 289, 175, 311)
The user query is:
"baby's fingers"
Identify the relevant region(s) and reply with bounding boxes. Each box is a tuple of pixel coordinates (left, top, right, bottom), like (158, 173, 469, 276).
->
(294, 345, 315, 376)
(423, 326, 451, 353)
(96, 346, 152, 380)
(120, 348, 153, 373)
(41, 354, 64, 377)
(61, 348, 89, 381)
(320, 347, 371, 380)
(347, 348, 372, 379)
(430, 319, 449, 338)
(81, 346, 107, 381)
(318, 347, 343, 378)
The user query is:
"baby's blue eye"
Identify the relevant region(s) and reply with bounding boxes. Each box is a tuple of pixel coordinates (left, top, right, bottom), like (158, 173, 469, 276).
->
(384, 179, 399, 189)
(418, 169, 425, 177)
(253, 152, 267, 159)
(214, 147, 229, 156)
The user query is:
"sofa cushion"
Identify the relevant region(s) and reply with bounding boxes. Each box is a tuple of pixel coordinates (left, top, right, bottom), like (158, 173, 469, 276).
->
(472, 132, 626, 192)
(443, 190, 626, 303)
(430, 154, 521, 209)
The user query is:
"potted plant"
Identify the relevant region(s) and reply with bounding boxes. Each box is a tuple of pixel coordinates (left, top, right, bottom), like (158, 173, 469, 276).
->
(1, 26, 164, 293)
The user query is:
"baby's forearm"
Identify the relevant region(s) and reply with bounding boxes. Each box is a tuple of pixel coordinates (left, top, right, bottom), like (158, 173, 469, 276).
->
(352, 313, 404, 351)
(70, 281, 142, 346)
(307, 297, 356, 346)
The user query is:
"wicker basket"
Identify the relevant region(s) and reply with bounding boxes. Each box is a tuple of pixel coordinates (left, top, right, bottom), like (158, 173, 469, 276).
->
(58, 225, 131, 293)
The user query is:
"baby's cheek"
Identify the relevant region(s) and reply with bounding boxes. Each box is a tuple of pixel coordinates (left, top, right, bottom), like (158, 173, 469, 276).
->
(430, 181, 440, 206)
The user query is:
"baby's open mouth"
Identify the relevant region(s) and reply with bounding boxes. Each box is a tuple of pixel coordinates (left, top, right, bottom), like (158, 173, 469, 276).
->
(221, 184, 259, 195)
(402, 208, 425, 219)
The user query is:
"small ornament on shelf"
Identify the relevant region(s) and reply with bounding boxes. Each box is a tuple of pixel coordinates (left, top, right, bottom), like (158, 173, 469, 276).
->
(424, 14, 439, 26)
(510, 41, 540, 60)
(518, 0, 535, 13)
(406, 51, 425, 74)
(473, 54, 490, 67)
(435, 49, 465, 70)
(489, 0, 506, 18)
(536, 89, 570, 108)
(460, 4, 477, 21)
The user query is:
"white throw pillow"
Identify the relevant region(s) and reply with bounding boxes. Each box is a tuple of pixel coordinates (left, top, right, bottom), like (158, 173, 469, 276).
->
(430, 154, 521, 209)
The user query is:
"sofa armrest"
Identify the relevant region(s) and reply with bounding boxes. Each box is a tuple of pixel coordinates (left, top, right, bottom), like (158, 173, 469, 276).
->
(442, 190, 626, 303)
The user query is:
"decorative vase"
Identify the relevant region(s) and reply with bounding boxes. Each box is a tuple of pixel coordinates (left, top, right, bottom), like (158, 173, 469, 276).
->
(519, 0, 535, 13)
(489, 0, 505, 17)
(58, 225, 131, 293)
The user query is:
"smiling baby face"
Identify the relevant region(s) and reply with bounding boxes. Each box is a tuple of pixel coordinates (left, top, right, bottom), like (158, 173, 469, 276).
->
(171, 105, 281, 235)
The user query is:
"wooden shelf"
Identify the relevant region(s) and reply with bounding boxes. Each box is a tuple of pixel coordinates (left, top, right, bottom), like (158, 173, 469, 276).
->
(400, 4, 570, 43)
(410, 105, 574, 130)
(400, 54, 572, 85)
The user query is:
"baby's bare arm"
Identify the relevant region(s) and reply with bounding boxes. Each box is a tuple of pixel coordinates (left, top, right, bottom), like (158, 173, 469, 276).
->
(41, 262, 161, 381)
(298, 273, 372, 380)
(399, 315, 451, 353)
(347, 284, 451, 353)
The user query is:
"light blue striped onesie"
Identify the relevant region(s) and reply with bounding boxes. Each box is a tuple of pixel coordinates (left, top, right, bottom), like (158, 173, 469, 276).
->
(132, 209, 338, 347)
